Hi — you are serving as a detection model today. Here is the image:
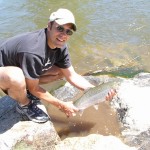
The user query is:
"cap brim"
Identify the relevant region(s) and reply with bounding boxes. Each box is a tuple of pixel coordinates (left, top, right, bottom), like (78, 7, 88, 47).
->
(55, 19, 77, 31)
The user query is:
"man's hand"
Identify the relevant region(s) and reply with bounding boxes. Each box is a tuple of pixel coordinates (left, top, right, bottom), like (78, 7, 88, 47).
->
(59, 101, 79, 117)
(105, 89, 117, 101)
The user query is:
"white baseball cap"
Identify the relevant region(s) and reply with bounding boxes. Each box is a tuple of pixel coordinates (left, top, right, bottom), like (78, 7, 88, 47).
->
(49, 8, 77, 31)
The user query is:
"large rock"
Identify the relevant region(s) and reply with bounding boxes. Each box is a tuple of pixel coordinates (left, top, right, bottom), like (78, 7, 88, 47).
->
(0, 96, 60, 150)
(55, 134, 136, 150)
(111, 72, 150, 149)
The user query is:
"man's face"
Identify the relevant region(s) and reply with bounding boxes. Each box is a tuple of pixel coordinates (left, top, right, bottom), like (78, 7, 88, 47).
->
(47, 21, 73, 49)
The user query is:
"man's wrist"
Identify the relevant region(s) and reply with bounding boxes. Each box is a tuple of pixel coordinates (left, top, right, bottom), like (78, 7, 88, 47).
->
(84, 85, 95, 92)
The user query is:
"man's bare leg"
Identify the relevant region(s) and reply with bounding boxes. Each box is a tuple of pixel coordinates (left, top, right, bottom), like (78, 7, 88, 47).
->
(0, 66, 29, 105)
(0, 66, 49, 123)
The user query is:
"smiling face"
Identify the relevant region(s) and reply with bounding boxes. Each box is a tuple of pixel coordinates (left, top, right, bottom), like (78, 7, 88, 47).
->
(47, 21, 73, 49)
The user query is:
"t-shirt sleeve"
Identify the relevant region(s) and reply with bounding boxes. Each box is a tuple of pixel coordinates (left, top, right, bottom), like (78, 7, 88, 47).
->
(18, 53, 43, 79)
(54, 46, 71, 68)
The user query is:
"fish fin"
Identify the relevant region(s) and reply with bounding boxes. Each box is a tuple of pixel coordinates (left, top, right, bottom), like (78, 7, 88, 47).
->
(78, 109, 84, 116)
(93, 104, 99, 110)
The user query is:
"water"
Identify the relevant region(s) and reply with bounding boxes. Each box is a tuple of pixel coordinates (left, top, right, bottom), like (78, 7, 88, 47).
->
(0, 0, 150, 75)
(47, 101, 121, 140)
(0, 0, 150, 139)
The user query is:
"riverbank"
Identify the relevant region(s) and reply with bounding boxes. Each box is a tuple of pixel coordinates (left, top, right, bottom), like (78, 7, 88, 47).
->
(1, 73, 150, 149)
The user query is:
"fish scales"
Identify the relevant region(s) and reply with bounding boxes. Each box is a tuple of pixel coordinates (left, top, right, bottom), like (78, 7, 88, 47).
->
(73, 80, 120, 110)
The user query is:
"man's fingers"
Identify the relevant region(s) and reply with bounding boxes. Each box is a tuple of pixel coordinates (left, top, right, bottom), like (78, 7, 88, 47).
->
(106, 89, 117, 101)
(59, 101, 79, 117)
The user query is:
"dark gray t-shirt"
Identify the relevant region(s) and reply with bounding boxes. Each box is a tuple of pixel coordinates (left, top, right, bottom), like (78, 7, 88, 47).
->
(0, 28, 71, 79)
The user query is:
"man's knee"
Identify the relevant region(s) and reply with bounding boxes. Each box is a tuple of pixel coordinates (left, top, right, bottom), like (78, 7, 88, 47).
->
(0, 67, 26, 88)
(7, 67, 25, 85)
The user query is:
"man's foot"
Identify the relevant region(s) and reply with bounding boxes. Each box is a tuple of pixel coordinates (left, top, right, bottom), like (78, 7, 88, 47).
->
(16, 101, 49, 123)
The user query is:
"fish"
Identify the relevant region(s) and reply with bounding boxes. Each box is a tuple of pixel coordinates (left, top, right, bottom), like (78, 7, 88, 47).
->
(73, 79, 121, 111)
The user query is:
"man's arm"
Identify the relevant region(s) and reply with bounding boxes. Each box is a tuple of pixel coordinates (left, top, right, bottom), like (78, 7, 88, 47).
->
(60, 65, 95, 91)
(61, 66, 116, 100)
(25, 78, 78, 117)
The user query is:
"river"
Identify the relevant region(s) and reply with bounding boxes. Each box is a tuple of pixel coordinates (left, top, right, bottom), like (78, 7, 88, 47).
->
(0, 0, 149, 75)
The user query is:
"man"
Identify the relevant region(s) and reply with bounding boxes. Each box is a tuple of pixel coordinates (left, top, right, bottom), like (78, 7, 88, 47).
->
(0, 8, 114, 123)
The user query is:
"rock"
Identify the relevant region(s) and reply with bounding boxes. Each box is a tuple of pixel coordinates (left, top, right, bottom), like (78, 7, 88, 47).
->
(111, 73, 150, 149)
(1, 121, 60, 150)
(0, 96, 60, 150)
(55, 134, 136, 150)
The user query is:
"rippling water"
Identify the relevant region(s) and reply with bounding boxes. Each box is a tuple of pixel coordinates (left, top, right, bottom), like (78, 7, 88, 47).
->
(0, 0, 150, 76)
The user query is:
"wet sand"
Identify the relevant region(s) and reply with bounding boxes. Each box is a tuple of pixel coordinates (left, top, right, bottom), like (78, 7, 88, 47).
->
(47, 101, 122, 140)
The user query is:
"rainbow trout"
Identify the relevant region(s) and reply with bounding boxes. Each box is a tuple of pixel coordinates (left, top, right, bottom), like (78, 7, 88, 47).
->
(73, 79, 121, 110)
